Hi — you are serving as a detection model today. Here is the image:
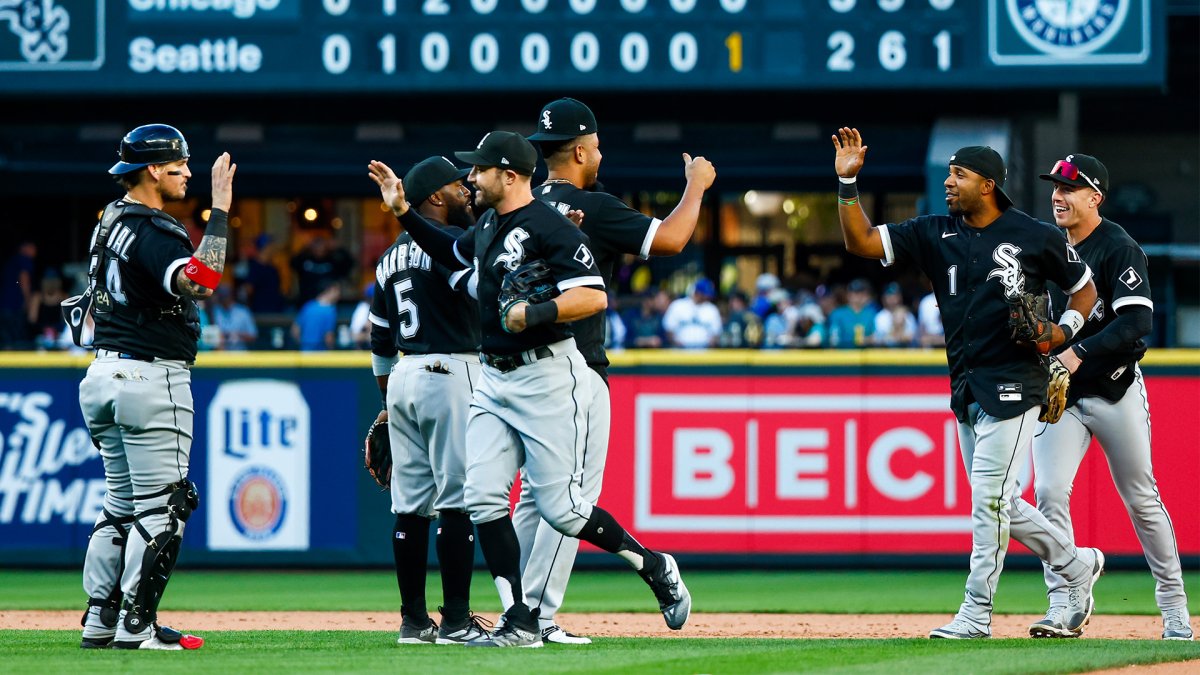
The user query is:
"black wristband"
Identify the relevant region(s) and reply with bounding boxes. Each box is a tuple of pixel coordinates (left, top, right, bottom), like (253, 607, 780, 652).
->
(838, 180, 859, 200)
(1060, 324, 1075, 345)
(525, 300, 559, 328)
(206, 208, 229, 238)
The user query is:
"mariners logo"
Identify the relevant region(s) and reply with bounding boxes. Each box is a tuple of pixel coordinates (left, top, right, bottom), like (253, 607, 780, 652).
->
(1007, 0, 1127, 55)
(987, 243, 1026, 299)
(0, 0, 103, 70)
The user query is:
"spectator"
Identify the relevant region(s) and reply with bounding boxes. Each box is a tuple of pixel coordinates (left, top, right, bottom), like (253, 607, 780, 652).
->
(721, 291, 762, 348)
(793, 290, 827, 347)
(211, 284, 258, 350)
(1, 240, 36, 348)
(918, 289, 946, 348)
(604, 292, 627, 352)
(27, 268, 67, 350)
(750, 273, 780, 319)
(873, 282, 918, 347)
(237, 234, 287, 314)
(623, 289, 669, 348)
(827, 278, 876, 348)
(663, 278, 723, 349)
(290, 235, 352, 306)
(762, 288, 799, 349)
(292, 282, 340, 351)
(348, 282, 374, 349)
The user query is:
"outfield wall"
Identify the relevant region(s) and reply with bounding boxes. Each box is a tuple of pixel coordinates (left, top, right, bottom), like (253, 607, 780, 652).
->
(0, 350, 1196, 567)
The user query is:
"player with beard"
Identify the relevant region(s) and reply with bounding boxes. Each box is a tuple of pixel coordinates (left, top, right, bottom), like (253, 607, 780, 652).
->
(368, 156, 489, 645)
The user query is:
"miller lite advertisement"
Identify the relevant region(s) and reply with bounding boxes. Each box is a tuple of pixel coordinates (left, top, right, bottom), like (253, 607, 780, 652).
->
(206, 380, 310, 551)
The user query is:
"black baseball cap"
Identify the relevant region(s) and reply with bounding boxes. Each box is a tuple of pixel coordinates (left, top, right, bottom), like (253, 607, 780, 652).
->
(403, 156, 470, 206)
(526, 98, 598, 141)
(1039, 153, 1109, 195)
(949, 146, 1012, 209)
(454, 131, 537, 176)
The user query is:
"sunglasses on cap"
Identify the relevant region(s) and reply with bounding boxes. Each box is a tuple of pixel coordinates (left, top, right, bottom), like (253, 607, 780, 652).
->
(1049, 160, 1102, 194)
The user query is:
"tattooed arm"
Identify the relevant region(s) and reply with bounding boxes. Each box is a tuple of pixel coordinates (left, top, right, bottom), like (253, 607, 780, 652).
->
(176, 153, 237, 298)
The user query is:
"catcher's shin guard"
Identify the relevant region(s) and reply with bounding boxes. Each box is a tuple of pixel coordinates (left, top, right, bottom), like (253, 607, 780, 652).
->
(121, 479, 198, 634)
(81, 502, 134, 646)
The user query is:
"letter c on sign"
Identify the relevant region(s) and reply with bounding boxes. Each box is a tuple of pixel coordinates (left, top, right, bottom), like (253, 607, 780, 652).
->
(867, 427, 934, 501)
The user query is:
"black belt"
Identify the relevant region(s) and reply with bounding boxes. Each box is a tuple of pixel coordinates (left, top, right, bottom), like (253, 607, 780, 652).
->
(118, 353, 154, 363)
(480, 345, 554, 373)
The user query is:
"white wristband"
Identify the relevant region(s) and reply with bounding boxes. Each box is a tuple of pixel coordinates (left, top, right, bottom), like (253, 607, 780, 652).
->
(371, 353, 399, 376)
(1058, 309, 1085, 341)
(838, 176, 857, 184)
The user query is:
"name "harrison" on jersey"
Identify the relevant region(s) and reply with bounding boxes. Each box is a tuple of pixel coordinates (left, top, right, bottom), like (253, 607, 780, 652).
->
(376, 241, 432, 286)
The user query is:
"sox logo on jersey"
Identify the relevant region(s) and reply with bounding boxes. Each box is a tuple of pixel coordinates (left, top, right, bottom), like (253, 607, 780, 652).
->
(987, 243, 1026, 299)
(494, 228, 530, 271)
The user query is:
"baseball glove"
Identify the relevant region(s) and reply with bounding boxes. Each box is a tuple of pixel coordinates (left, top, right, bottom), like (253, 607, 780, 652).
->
(1007, 292, 1054, 355)
(364, 417, 391, 489)
(1040, 357, 1071, 423)
(499, 260, 558, 333)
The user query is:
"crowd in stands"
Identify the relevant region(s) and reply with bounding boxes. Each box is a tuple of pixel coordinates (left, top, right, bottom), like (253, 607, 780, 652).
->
(2, 234, 945, 352)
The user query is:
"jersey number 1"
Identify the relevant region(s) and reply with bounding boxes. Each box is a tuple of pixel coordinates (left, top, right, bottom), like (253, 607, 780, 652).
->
(947, 265, 957, 296)
(393, 278, 420, 339)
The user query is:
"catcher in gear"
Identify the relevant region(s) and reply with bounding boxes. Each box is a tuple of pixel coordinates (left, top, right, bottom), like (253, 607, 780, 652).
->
(1030, 153, 1191, 641)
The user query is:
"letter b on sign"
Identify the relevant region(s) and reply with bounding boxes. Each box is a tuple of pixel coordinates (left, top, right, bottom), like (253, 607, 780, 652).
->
(673, 428, 733, 498)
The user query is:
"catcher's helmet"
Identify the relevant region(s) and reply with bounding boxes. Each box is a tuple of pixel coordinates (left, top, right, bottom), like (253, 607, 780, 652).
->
(109, 124, 190, 175)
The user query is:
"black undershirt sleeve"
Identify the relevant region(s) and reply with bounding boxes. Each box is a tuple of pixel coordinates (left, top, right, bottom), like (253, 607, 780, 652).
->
(398, 209, 467, 271)
(1074, 305, 1152, 358)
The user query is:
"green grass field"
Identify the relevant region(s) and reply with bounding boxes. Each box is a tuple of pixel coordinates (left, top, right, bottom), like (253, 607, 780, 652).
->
(2, 569, 1197, 674)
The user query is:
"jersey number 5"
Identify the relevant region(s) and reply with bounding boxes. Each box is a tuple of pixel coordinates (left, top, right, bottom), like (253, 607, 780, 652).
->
(392, 278, 420, 339)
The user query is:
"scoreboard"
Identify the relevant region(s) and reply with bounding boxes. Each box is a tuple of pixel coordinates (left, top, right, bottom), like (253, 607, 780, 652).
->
(0, 0, 1164, 94)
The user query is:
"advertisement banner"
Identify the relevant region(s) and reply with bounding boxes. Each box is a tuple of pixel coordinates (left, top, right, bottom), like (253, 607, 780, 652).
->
(206, 380, 311, 551)
(603, 374, 1200, 556)
(0, 384, 104, 544)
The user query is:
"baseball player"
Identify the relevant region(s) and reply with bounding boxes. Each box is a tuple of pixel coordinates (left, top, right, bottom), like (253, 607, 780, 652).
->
(1029, 154, 1192, 641)
(368, 130, 690, 648)
(831, 128, 1104, 639)
(510, 97, 715, 644)
(76, 124, 235, 650)
(369, 156, 490, 645)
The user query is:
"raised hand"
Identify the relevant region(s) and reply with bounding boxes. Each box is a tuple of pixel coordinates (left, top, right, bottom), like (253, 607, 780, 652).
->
(210, 152, 236, 211)
(368, 160, 408, 215)
(832, 127, 868, 179)
(683, 153, 716, 190)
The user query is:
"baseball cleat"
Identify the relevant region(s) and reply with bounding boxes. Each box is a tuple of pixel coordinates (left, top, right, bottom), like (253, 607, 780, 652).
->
(541, 624, 592, 645)
(466, 606, 542, 648)
(929, 618, 990, 640)
(1029, 606, 1079, 639)
(436, 613, 492, 645)
(112, 624, 203, 650)
(79, 636, 113, 649)
(1162, 607, 1194, 641)
(397, 616, 438, 644)
(1063, 548, 1105, 634)
(642, 552, 691, 630)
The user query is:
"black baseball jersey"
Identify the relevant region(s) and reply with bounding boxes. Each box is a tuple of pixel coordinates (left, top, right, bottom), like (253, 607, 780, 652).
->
(1049, 218, 1152, 404)
(534, 181, 660, 370)
(369, 224, 479, 357)
(451, 199, 603, 355)
(90, 199, 201, 361)
(880, 208, 1092, 421)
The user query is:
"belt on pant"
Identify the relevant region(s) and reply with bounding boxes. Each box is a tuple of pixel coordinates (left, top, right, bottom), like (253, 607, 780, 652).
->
(480, 345, 554, 373)
(96, 348, 154, 362)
